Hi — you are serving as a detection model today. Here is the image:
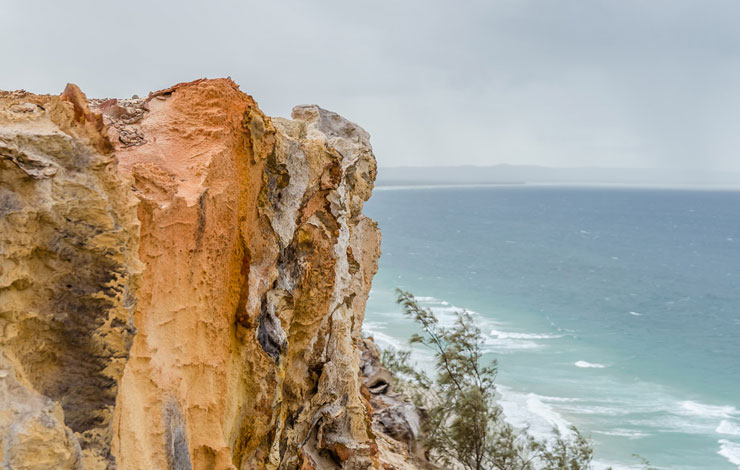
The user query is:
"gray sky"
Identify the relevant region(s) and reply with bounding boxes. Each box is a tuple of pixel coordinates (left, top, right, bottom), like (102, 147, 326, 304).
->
(3, 0, 740, 170)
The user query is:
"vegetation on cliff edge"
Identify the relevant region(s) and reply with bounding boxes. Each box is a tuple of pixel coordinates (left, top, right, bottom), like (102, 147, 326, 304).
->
(381, 289, 655, 470)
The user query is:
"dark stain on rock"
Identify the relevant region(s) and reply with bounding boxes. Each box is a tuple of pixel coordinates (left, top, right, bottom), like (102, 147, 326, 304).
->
(165, 401, 193, 470)
(257, 149, 291, 212)
(0, 187, 22, 217)
(346, 246, 360, 275)
(277, 245, 301, 291)
(194, 189, 208, 252)
(2, 173, 139, 468)
(235, 248, 252, 328)
(257, 295, 285, 360)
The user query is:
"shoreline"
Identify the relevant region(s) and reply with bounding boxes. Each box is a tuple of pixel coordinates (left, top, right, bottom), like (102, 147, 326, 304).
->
(364, 290, 740, 470)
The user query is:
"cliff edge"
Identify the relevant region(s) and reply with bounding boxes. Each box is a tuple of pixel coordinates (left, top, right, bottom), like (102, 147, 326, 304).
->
(0, 79, 416, 470)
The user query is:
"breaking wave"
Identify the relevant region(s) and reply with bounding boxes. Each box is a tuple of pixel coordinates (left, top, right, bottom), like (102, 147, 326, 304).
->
(575, 360, 606, 369)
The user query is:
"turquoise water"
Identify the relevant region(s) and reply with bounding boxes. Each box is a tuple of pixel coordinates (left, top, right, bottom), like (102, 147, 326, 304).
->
(362, 185, 740, 470)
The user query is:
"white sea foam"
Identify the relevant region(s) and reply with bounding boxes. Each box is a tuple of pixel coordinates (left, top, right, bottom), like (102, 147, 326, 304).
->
(593, 429, 649, 439)
(537, 395, 582, 403)
(415, 294, 563, 353)
(680, 400, 738, 419)
(427, 308, 464, 328)
(483, 338, 542, 352)
(718, 439, 740, 467)
(496, 385, 573, 439)
(362, 323, 404, 350)
(718, 421, 740, 436)
(490, 329, 561, 340)
(575, 360, 606, 369)
(629, 311, 642, 316)
(433, 306, 465, 314)
(558, 404, 631, 417)
(628, 415, 717, 435)
(615, 395, 740, 437)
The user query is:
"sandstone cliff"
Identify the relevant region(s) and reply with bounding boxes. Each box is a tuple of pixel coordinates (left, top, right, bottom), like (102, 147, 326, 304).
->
(0, 79, 418, 470)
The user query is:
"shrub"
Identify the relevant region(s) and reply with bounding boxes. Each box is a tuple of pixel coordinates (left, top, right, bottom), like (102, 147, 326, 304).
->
(383, 289, 620, 470)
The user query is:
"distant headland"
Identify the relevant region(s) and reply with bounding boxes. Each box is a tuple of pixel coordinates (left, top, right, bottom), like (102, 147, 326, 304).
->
(376, 164, 740, 190)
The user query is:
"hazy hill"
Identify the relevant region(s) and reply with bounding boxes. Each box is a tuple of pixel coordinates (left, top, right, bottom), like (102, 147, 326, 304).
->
(376, 164, 740, 188)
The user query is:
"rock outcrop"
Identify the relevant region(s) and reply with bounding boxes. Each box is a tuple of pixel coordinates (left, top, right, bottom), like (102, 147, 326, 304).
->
(359, 339, 429, 470)
(0, 79, 421, 470)
(0, 85, 141, 470)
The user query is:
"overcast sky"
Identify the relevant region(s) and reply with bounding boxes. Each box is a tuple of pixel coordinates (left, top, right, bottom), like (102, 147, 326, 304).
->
(2, 0, 740, 170)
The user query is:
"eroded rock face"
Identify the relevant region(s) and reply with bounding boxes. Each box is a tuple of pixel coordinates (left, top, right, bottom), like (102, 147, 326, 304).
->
(0, 86, 141, 470)
(359, 338, 429, 470)
(0, 79, 401, 470)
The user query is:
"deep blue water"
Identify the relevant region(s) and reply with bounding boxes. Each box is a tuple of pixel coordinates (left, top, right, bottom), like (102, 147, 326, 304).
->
(362, 185, 740, 470)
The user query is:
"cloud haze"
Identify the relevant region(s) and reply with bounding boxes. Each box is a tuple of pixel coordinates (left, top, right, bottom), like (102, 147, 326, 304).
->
(2, 0, 740, 170)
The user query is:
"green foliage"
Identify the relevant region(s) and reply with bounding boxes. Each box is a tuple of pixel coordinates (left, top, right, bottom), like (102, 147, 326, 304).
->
(529, 426, 593, 470)
(382, 348, 432, 390)
(385, 289, 628, 470)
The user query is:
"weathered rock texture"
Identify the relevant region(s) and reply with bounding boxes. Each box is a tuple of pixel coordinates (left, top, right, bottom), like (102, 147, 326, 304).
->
(0, 86, 141, 470)
(359, 339, 430, 470)
(0, 79, 423, 470)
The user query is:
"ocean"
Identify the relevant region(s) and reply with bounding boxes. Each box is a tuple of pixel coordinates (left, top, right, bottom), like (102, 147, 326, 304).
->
(361, 185, 740, 470)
